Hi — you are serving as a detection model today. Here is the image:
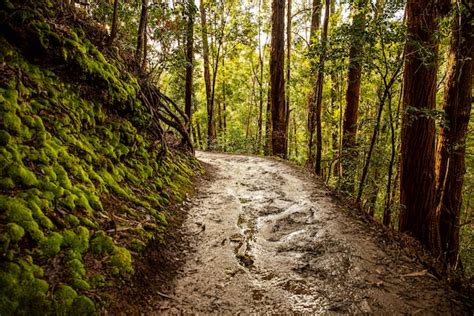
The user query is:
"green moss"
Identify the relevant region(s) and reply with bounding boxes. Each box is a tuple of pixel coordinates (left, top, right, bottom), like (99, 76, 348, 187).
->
(54, 164, 72, 190)
(0, 130, 11, 146)
(7, 223, 25, 242)
(109, 246, 133, 278)
(28, 199, 54, 229)
(67, 258, 86, 279)
(53, 285, 77, 314)
(7, 162, 39, 187)
(0, 11, 199, 313)
(62, 226, 89, 254)
(0, 260, 50, 315)
(80, 217, 97, 228)
(71, 295, 96, 316)
(3, 111, 22, 134)
(90, 231, 114, 256)
(61, 193, 77, 210)
(130, 238, 146, 253)
(65, 214, 80, 226)
(2, 197, 44, 241)
(39, 232, 63, 257)
(0, 177, 15, 189)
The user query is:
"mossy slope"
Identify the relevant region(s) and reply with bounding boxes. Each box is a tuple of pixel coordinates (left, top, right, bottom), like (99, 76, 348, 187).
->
(0, 0, 200, 314)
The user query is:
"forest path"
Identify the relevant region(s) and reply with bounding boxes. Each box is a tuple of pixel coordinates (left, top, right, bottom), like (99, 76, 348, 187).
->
(155, 151, 467, 314)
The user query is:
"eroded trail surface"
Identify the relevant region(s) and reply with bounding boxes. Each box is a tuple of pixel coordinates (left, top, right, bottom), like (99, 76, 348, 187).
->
(157, 152, 468, 314)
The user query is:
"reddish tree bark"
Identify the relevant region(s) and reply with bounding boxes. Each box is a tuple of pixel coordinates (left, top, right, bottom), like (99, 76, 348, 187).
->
(399, 0, 439, 252)
(341, 0, 366, 192)
(270, 0, 287, 158)
(306, 0, 322, 163)
(434, 1, 473, 268)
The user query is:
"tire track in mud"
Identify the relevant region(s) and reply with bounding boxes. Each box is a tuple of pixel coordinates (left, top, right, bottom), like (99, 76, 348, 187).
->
(155, 152, 469, 314)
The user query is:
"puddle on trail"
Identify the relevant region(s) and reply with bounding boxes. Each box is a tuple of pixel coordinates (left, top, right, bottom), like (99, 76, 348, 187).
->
(155, 152, 469, 314)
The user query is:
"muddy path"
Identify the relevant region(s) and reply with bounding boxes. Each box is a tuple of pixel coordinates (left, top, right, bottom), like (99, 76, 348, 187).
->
(153, 151, 470, 314)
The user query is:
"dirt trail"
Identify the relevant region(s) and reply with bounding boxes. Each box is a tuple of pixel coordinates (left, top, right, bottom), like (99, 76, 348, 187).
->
(155, 152, 469, 314)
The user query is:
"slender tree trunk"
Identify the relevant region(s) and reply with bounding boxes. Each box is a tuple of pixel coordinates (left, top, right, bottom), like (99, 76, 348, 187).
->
(384, 88, 397, 226)
(200, 0, 215, 149)
(341, 0, 366, 192)
(357, 65, 401, 202)
(222, 56, 227, 151)
(293, 113, 298, 157)
(184, 0, 195, 133)
(135, 0, 148, 70)
(306, 0, 322, 163)
(196, 120, 203, 149)
(399, 0, 439, 253)
(331, 69, 339, 177)
(141, 13, 148, 72)
(265, 88, 272, 155)
(313, 0, 330, 174)
(191, 123, 198, 149)
(108, 0, 119, 46)
(434, 1, 473, 268)
(270, 0, 287, 158)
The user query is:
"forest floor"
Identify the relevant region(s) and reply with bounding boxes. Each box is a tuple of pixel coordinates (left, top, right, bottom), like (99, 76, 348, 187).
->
(108, 151, 472, 314)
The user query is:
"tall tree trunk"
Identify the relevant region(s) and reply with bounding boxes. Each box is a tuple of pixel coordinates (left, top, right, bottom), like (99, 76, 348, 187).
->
(135, 0, 148, 70)
(434, 1, 473, 268)
(200, 0, 215, 149)
(310, 0, 322, 37)
(383, 88, 397, 226)
(341, 0, 366, 192)
(184, 0, 195, 133)
(330, 69, 339, 177)
(285, 0, 292, 157)
(256, 0, 265, 153)
(306, 0, 322, 163)
(108, 0, 119, 46)
(399, 0, 439, 253)
(312, 0, 330, 174)
(270, 0, 287, 158)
